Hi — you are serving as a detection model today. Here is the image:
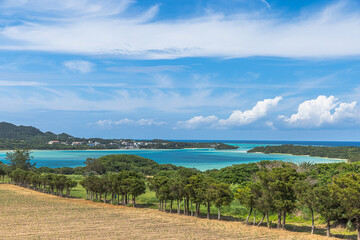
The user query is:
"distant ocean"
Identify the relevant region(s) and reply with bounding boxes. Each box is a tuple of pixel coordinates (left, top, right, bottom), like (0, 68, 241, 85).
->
(0, 141, 355, 171)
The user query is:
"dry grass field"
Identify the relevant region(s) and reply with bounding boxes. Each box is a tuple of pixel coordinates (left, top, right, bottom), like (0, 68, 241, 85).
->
(0, 184, 348, 240)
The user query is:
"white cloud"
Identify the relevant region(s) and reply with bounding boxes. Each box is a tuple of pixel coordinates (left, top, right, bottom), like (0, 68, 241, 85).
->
(175, 115, 218, 129)
(0, 86, 242, 112)
(280, 95, 358, 127)
(63, 60, 94, 73)
(0, 80, 45, 86)
(1, 2, 360, 59)
(94, 120, 112, 126)
(260, 0, 271, 10)
(0, 0, 134, 18)
(176, 96, 282, 129)
(95, 118, 167, 127)
(107, 65, 188, 74)
(218, 96, 282, 127)
(266, 121, 276, 130)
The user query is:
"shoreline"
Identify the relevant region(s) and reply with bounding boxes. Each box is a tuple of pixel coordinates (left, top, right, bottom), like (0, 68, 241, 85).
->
(0, 148, 216, 152)
(250, 152, 347, 162)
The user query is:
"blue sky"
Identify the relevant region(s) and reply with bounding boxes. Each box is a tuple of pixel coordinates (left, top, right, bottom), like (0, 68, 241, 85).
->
(0, 0, 360, 140)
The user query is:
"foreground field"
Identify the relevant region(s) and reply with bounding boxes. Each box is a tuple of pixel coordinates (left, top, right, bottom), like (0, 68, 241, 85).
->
(0, 184, 347, 240)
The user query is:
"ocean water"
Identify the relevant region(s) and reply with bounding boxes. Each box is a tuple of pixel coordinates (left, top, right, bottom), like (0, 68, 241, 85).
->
(0, 142, 347, 171)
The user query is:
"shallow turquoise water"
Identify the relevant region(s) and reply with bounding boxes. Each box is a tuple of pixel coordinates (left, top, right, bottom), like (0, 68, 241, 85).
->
(0, 143, 344, 171)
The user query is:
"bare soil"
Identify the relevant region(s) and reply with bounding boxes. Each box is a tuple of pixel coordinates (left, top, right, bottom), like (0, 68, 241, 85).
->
(0, 184, 345, 240)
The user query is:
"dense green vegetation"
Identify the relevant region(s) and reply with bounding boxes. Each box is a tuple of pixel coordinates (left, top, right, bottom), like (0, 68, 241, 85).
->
(137, 139, 238, 150)
(80, 171, 146, 206)
(9, 169, 77, 197)
(4, 149, 360, 239)
(248, 144, 360, 162)
(84, 154, 184, 176)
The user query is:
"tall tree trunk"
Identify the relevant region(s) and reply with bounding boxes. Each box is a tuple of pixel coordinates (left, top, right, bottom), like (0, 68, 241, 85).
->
(187, 198, 190, 216)
(183, 198, 186, 215)
(117, 194, 120, 205)
(164, 200, 166, 212)
(253, 210, 256, 225)
(266, 212, 271, 228)
(246, 207, 253, 225)
(277, 211, 282, 228)
(357, 220, 360, 240)
(326, 219, 331, 237)
(282, 210, 286, 230)
(159, 200, 161, 211)
(207, 201, 210, 219)
(258, 213, 265, 226)
(177, 200, 180, 214)
(170, 200, 173, 213)
(310, 208, 315, 234)
(111, 193, 114, 205)
(195, 204, 199, 217)
(104, 193, 107, 203)
(133, 197, 136, 207)
(190, 200, 193, 216)
(218, 207, 221, 221)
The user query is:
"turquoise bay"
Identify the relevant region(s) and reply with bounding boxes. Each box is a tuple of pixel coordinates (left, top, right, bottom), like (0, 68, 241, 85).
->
(0, 143, 344, 171)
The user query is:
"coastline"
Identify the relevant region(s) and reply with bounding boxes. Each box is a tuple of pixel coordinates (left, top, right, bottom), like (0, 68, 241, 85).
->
(0, 148, 215, 152)
(250, 152, 347, 162)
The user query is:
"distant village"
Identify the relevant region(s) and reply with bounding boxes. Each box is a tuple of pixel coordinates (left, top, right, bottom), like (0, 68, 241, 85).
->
(47, 139, 168, 149)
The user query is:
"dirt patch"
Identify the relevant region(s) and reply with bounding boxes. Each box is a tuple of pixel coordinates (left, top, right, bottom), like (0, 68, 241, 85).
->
(0, 184, 345, 240)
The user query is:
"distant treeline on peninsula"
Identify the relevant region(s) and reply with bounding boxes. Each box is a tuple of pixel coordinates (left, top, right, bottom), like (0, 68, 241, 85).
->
(248, 144, 360, 162)
(0, 122, 237, 150)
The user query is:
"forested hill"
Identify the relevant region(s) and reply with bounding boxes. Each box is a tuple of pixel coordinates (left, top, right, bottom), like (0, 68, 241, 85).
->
(0, 122, 50, 139)
(248, 144, 360, 162)
(0, 122, 73, 141)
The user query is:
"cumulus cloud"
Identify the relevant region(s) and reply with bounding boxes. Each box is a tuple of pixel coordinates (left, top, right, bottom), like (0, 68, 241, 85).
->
(218, 96, 282, 127)
(175, 115, 218, 129)
(1, 2, 360, 59)
(95, 118, 167, 127)
(175, 96, 282, 129)
(280, 95, 358, 127)
(63, 60, 94, 73)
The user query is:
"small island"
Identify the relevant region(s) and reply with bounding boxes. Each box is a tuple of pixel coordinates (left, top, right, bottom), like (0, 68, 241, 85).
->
(248, 144, 360, 162)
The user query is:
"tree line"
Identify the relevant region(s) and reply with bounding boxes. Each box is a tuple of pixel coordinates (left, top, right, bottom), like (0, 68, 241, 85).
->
(80, 171, 146, 206)
(248, 144, 360, 162)
(150, 168, 232, 220)
(8, 169, 77, 197)
(235, 161, 360, 239)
